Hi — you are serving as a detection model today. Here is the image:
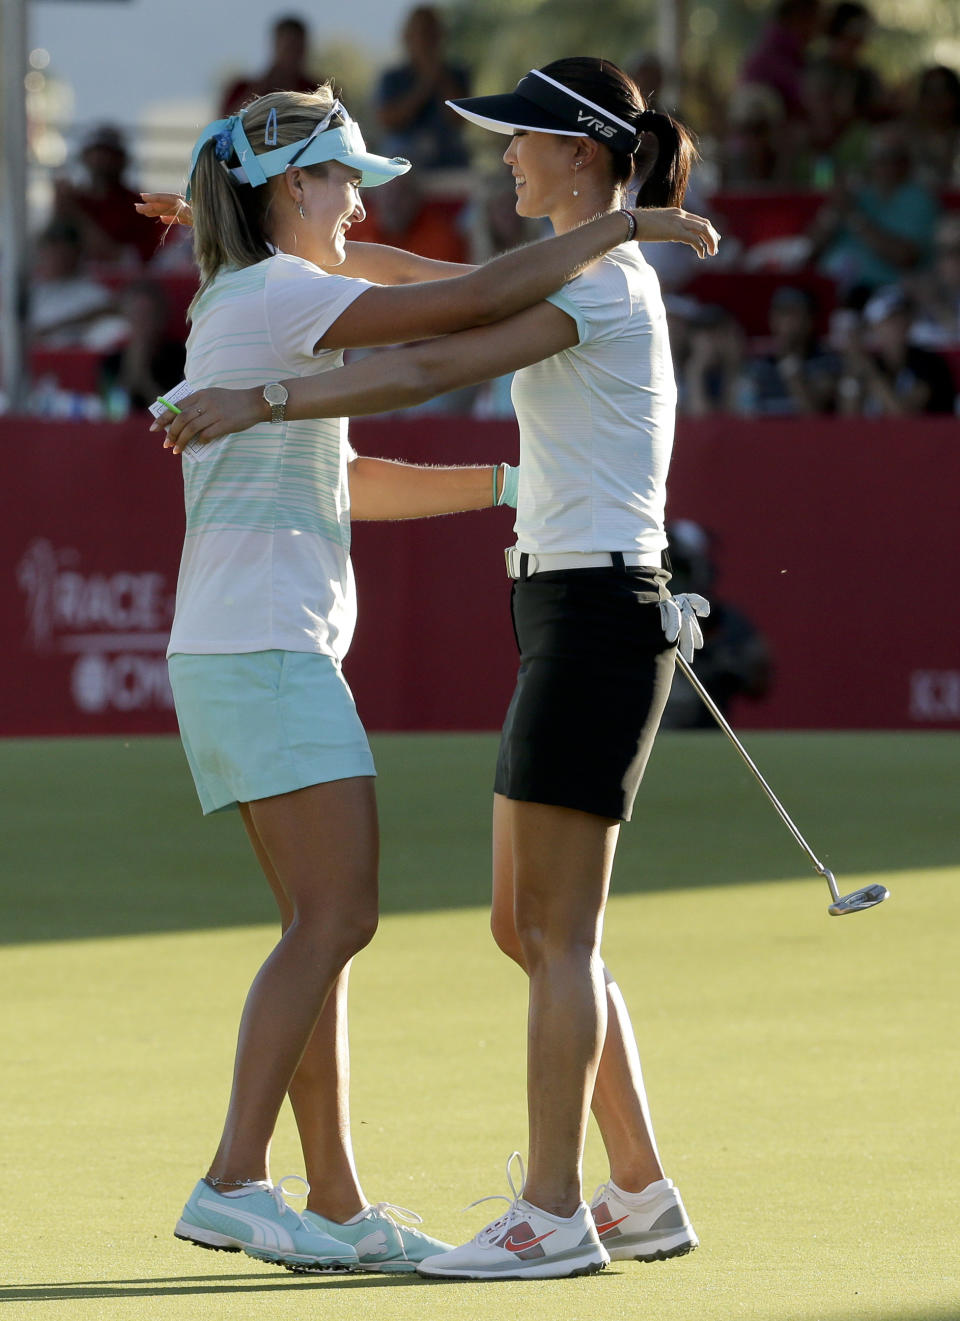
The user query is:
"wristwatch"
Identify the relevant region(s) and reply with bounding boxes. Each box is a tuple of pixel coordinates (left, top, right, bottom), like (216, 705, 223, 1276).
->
(263, 382, 289, 424)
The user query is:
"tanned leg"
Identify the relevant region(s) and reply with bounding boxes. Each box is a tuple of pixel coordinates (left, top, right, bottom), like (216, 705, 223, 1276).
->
(491, 793, 664, 1197)
(501, 796, 618, 1216)
(205, 777, 378, 1192)
(239, 802, 368, 1219)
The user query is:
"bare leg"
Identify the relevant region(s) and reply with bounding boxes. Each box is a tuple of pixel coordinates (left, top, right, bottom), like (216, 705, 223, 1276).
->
(491, 793, 664, 1196)
(591, 974, 664, 1191)
(502, 796, 618, 1217)
(239, 804, 367, 1220)
(206, 777, 378, 1191)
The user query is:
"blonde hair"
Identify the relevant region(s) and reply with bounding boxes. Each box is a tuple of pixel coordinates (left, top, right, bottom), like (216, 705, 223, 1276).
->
(189, 85, 342, 311)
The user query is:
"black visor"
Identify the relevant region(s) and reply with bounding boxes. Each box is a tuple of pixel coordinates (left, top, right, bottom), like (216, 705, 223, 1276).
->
(447, 69, 639, 153)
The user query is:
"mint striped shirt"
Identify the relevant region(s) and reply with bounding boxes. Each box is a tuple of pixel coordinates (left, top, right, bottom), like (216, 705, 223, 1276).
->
(166, 253, 372, 660)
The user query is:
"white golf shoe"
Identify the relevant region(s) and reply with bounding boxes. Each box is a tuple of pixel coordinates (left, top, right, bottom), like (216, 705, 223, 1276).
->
(417, 1153, 609, 1281)
(590, 1176, 698, 1262)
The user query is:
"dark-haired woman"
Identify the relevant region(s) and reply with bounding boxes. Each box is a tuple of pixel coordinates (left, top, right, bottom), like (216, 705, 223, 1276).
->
(157, 58, 716, 1282)
(143, 81, 715, 1278)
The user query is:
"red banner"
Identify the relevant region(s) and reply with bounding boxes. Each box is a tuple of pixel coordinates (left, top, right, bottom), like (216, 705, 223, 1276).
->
(1, 415, 958, 735)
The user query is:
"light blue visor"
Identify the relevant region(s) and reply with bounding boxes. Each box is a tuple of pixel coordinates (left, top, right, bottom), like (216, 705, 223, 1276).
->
(189, 101, 410, 191)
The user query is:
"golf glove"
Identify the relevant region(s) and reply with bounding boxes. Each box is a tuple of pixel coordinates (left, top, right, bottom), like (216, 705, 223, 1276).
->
(659, 592, 711, 663)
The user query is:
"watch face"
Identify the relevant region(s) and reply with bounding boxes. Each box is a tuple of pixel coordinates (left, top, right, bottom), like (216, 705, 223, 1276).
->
(264, 383, 288, 405)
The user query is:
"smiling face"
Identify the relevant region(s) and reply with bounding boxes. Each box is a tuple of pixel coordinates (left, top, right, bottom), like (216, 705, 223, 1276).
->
(502, 130, 584, 220)
(286, 159, 366, 265)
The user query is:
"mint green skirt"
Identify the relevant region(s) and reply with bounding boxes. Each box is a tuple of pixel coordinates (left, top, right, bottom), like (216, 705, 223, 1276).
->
(168, 650, 376, 815)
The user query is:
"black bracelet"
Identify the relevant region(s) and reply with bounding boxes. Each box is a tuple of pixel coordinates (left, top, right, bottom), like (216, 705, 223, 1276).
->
(618, 207, 638, 242)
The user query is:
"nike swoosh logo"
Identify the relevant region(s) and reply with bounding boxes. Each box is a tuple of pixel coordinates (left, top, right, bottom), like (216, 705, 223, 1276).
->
(595, 1214, 630, 1235)
(503, 1229, 556, 1252)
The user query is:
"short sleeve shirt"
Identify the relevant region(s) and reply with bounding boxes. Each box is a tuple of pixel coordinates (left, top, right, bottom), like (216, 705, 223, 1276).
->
(510, 245, 676, 557)
(166, 254, 373, 661)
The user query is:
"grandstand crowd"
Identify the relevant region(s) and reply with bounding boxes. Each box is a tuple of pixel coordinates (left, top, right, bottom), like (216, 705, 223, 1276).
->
(19, 0, 960, 420)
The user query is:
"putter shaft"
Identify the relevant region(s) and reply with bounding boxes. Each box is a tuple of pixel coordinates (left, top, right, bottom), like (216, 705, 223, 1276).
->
(673, 654, 889, 916)
(674, 653, 831, 882)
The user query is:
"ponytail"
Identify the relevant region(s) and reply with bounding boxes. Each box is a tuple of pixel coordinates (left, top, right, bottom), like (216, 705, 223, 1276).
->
(631, 109, 696, 209)
(190, 141, 274, 312)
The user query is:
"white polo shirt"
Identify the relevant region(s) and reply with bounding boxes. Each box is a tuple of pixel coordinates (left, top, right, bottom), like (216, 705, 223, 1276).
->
(166, 253, 372, 661)
(510, 243, 675, 557)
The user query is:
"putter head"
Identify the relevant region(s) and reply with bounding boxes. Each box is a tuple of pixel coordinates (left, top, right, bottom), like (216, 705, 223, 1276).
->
(828, 882, 890, 916)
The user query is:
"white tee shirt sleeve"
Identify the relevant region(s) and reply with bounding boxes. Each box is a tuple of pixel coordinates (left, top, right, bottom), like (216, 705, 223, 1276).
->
(265, 256, 375, 369)
(545, 262, 634, 346)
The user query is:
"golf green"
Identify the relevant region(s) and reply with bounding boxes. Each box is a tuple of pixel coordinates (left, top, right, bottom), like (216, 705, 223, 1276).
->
(1, 733, 957, 1321)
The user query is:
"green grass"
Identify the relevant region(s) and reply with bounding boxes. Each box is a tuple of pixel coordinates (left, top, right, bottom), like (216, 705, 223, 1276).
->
(1, 733, 958, 1321)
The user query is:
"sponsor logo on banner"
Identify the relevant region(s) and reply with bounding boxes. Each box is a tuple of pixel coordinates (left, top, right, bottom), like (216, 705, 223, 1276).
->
(16, 538, 175, 714)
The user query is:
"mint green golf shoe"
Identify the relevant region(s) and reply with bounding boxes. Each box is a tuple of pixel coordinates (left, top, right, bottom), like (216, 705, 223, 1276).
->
(175, 1176, 358, 1271)
(302, 1201, 454, 1273)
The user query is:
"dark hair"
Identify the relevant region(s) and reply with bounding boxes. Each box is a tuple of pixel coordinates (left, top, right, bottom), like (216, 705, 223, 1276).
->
(274, 15, 307, 37)
(825, 2, 870, 38)
(40, 220, 82, 248)
(918, 64, 960, 119)
(774, 0, 819, 21)
(538, 57, 697, 208)
(405, 6, 444, 34)
(771, 284, 819, 315)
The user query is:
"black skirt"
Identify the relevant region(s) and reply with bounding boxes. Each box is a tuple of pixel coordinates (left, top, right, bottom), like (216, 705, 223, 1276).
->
(494, 566, 675, 822)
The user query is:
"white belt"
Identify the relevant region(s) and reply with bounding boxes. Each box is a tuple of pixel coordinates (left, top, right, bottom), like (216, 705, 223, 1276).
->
(505, 547, 662, 578)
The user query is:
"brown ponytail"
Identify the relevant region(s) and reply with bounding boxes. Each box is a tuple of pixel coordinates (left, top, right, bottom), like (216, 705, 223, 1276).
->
(631, 109, 696, 209)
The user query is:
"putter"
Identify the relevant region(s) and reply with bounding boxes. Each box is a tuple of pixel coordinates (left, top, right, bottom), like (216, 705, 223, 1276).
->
(675, 654, 889, 916)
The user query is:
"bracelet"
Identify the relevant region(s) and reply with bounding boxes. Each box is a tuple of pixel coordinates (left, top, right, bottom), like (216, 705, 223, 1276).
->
(618, 208, 638, 242)
(492, 464, 500, 506)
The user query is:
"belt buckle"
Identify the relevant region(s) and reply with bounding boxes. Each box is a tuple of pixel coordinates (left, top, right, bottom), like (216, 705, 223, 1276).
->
(505, 547, 517, 578)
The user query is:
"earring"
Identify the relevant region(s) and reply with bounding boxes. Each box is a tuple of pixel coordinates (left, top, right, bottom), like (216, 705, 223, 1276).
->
(298, 203, 305, 219)
(572, 162, 581, 198)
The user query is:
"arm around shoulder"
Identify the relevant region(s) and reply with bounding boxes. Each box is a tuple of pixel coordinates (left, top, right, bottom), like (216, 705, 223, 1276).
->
(313, 300, 579, 414)
(319, 211, 636, 351)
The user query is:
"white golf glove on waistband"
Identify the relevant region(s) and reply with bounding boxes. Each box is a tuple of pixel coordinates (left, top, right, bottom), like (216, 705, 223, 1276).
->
(659, 593, 711, 663)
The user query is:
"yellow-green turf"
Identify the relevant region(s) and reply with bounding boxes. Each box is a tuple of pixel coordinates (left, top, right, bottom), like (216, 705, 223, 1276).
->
(1, 732, 958, 1321)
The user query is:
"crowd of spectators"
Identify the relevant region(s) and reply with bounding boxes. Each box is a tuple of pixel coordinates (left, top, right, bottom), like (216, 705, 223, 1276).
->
(15, 2, 960, 419)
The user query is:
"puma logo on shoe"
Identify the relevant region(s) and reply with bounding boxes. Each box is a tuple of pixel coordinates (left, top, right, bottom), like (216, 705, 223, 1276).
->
(354, 1229, 390, 1257)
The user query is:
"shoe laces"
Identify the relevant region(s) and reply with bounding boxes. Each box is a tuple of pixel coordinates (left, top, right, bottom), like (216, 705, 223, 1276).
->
(366, 1201, 423, 1227)
(267, 1174, 314, 1232)
(464, 1151, 527, 1246)
(590, 1180, 612, 1210)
